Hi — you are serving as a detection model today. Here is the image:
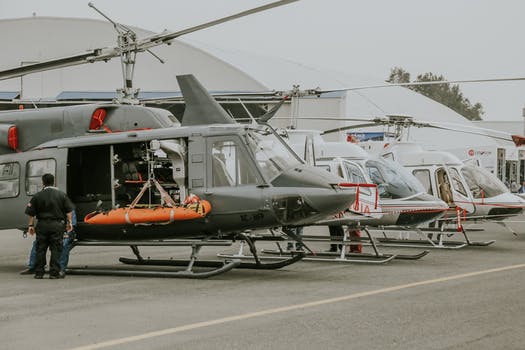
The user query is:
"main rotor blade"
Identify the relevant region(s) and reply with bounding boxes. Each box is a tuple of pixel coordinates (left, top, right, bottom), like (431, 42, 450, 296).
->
(140, 90, 280, 103)
(141, 0, 299, 46)
(275, 116, 384, 122)
(315, 115, 525, 146)
(315, 76, 525, 94)
(0, 48, 117, 81)
(321, 122, 382, 135)
(418, 120, 524, 145)
(0, 0, 299, 81)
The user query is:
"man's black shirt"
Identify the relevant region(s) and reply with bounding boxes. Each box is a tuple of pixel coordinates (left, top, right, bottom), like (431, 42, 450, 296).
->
(25, 187, 74, 220)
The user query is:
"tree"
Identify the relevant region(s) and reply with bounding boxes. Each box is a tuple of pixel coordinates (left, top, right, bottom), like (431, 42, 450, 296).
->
(386, 67, 484, 121)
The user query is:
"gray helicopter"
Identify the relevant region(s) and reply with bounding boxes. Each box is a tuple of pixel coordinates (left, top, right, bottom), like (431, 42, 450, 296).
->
(0, 1, 365, 278)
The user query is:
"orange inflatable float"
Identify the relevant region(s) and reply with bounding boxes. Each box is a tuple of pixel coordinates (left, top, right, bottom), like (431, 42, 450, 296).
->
(84, 200, 211, 225)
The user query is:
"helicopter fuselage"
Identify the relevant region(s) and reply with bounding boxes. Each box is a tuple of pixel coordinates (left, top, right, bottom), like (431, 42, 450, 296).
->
(0, 123, 354, 240)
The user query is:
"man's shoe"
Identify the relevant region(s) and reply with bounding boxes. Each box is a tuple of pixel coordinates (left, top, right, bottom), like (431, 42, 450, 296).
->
(49, 271, 66, 279)
(34, 274, 44, 279)
(20, 268, 35, 275)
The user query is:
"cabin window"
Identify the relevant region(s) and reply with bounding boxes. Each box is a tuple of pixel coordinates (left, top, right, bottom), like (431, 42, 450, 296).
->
(26, 159, 56, 195)
(212, 140, 258, 186)
(413, 169, 433, 195)
(0, 162, 20, 198)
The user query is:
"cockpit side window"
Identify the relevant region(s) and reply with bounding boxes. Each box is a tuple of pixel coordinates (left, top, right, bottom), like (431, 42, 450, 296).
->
(367, 166, 385, 184)
(461, 165, 508, 198)
(212, 140, 258, 187)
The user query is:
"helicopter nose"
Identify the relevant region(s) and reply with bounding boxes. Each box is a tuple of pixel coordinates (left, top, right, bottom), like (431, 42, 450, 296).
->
(270, 165, 356, 225)
(392, 193, 449, 226)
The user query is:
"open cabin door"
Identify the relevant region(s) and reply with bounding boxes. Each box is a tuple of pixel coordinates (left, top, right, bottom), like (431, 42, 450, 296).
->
(435, 166, 475, 213)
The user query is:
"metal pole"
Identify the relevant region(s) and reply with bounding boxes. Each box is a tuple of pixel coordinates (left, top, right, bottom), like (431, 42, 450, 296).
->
(110, 145, 116, 208)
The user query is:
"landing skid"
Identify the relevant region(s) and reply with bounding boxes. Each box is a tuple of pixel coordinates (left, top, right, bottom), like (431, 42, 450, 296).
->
(66, 262, 240, 279)
(261, 249, 397, 264)
(68, 239, 241, 279)
(256, 228, 428, 264)
(364, 227, 495, 249)
(120, 253, 304, 270)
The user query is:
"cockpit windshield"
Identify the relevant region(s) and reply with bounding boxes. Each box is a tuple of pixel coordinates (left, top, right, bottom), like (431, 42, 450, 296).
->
(461, 164, 508, 198)
(246, 126, 303, 181)
(365, 158, 425, 199)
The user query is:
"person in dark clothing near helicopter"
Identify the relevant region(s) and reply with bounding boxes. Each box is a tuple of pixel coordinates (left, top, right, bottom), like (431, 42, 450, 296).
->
(25, 173, 74, 279)
(20, 210, 77, 275)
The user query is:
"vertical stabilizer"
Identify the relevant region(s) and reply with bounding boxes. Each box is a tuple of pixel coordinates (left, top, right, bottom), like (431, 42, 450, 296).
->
(177, 75, 235, 126)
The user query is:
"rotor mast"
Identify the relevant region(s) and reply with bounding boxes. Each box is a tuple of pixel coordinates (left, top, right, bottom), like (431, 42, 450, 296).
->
(280, 85, 322, 129)
(88, 2, 140, 104)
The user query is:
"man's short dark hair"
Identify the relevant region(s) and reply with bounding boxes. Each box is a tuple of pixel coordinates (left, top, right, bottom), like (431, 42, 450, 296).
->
(42, 173, 55, 187)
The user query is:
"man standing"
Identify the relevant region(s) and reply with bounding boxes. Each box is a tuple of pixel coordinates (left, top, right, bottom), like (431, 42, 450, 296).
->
(20, 210, 77, 275)
(25, 173, 74, 279)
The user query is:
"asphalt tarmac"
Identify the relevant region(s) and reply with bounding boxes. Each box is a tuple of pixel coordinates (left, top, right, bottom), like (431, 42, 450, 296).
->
(1, 218, 525, 350)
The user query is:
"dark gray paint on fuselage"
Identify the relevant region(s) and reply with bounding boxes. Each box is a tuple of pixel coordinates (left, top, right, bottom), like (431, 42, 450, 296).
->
(0, 123, 353, 239)
(0, 104, 176, 154)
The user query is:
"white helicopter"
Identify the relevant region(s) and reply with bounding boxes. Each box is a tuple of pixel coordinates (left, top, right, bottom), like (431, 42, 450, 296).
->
(320, 114, 525, 248)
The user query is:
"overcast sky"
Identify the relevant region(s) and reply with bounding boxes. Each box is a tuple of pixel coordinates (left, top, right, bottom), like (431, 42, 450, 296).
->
(1, 0, 524, 121)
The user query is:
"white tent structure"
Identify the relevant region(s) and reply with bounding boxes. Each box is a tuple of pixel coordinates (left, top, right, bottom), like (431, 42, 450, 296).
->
(0, 17, 266, 99)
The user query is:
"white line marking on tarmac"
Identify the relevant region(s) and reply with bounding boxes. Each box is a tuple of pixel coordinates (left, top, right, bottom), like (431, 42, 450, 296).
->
(67, 263, 525, 350)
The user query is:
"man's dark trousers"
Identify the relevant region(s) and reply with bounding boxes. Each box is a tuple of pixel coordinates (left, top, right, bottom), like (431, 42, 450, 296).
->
(35, 220, 64, 277)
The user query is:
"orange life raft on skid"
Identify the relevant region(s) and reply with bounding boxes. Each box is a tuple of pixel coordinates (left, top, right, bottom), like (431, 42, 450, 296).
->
(84, 200, 211, 225)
